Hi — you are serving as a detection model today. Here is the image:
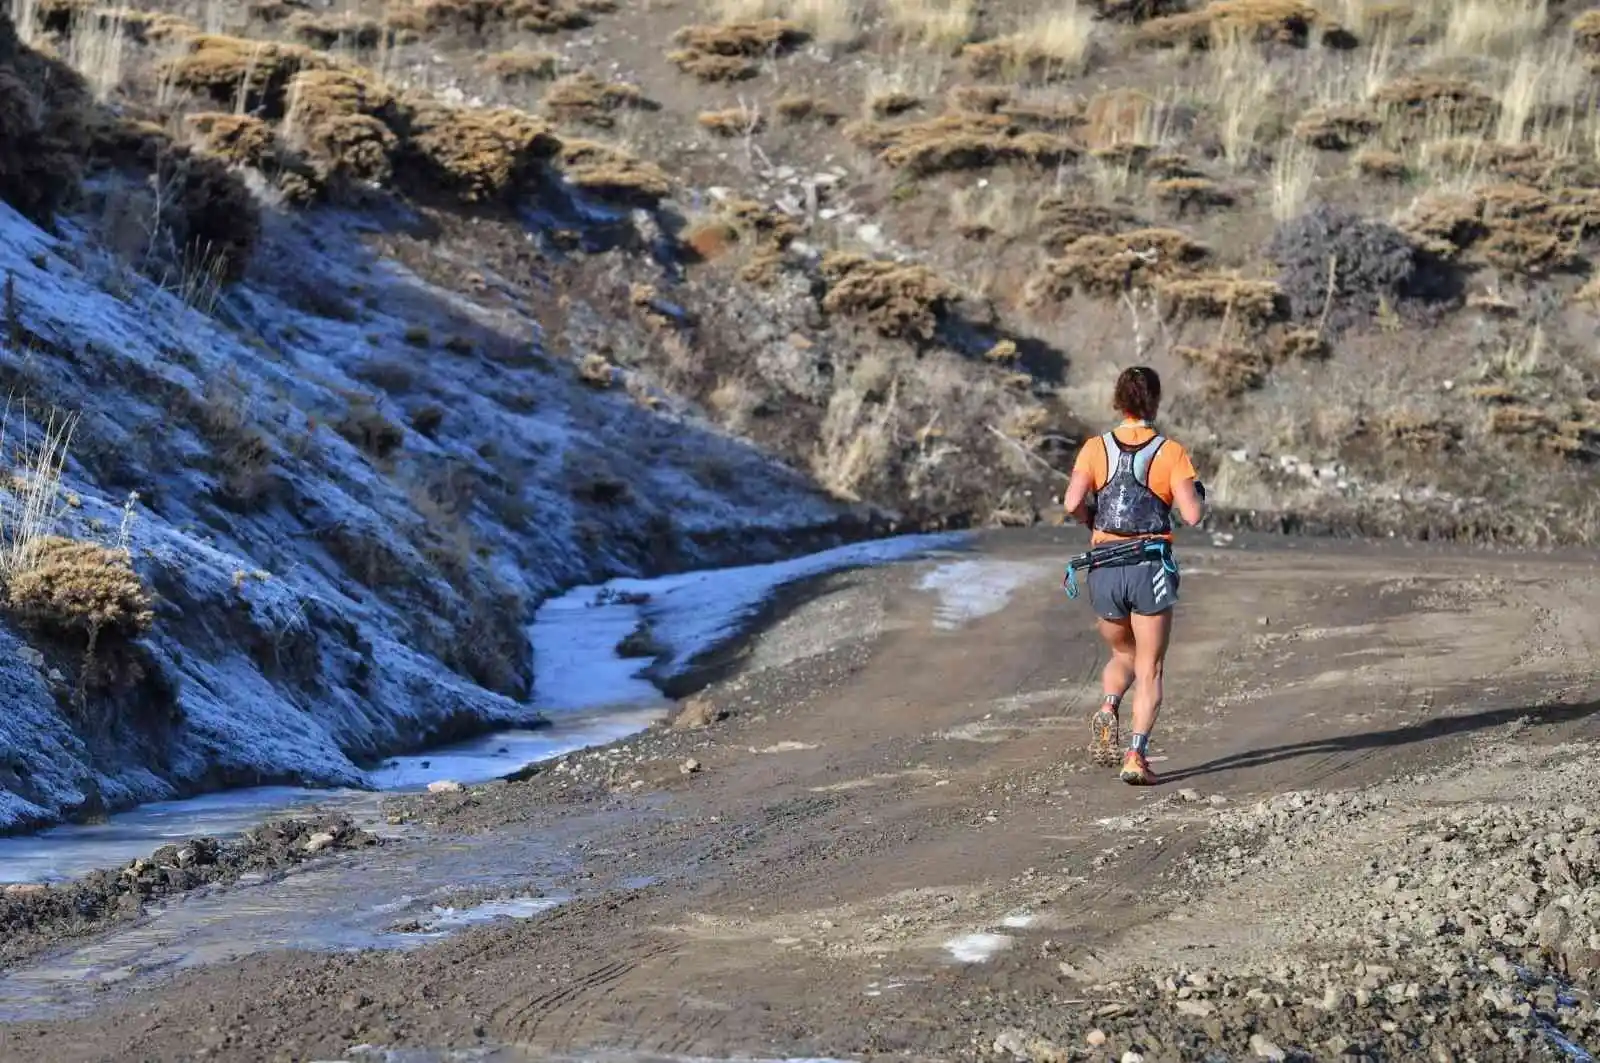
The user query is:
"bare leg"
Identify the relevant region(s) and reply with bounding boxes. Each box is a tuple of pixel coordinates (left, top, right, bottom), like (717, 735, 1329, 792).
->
(1128, 609, 1174, 744)
(1090, 617, 1136, 766)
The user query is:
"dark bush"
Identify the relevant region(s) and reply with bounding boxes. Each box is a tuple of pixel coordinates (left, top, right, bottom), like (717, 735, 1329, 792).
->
(1265, 203, 1457, 334)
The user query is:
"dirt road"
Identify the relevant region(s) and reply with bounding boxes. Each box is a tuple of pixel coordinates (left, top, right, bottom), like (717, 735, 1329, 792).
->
(3, 530, 1599, 1063)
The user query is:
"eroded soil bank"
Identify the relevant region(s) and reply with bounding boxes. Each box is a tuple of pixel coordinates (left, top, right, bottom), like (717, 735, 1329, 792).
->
(3, 530, 1599, 1063)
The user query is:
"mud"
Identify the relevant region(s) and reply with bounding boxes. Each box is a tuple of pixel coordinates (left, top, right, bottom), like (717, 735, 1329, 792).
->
(0, 815, 379, 971)
(3, 530, 1600, 1063)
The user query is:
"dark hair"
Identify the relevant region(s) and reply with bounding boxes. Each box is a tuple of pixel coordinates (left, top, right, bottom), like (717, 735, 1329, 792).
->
(1113, 365, 1161, 422)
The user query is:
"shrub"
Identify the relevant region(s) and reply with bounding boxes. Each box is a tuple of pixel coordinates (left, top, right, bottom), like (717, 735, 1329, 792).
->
(1149, 176, 1234, 214)
(1035, 196, 1147, 249)
(397, 101, 561, 203)
(1572, 9, 1600, 54)
(384, 0, 592, 37)
(186, 113, 278, 170)
(286, 12, 386, 49)
(5, 537, 154, 648)
(482, 49, 562, 83)
(556, 140, 671, 206)
(1372, 76, 1497, 138)
(542, 72, 655, 128)
(0, 14, 91, 222)
(285, 69, 400, 187)
(775, 94, 842, 124)
(1293, 105, 1378, 150)
(1027, 227, 1209, 301)
(1174, 342, 1270, 398)
(668, 19, 808, 81)
(818, 252, 959, 341)
(1265, 203, 1420, 332)
(698, 107, 764, 136)
(846, 112, 1079, 175)
(1138, 0, 1325, 49)
(159, 35, 329, 118)
(334, 398, 405, 459)
(1158, 273, 1284, 324)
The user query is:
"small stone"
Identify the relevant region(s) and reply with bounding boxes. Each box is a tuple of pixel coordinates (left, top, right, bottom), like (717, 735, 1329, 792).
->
(1177, 788, 1201, 803)
(1249, 1033, 1287, 1061)
(4, 883, 45, 896)
(1120, 1053, 1143, 1063)
(680, 758, 702, 775)
(1176, 999, 1214, 1017)
(303, 832, 337, 853)
(1086, 1029, 1108, 1047)
(426, 780, 464, 794)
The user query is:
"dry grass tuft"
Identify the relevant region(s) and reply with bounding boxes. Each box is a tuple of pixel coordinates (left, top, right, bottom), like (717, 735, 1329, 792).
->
(1399, 182, 1600, 276)
(1026, 227, 1209, 300)
(775, 93, 844, 124)
(1149, 176, 1234, 214)
(185, 112, 277, 169)
(160, 35, 331, 118)
(400, 101, 562, 203)
(883, 0, 976, 51)
(698, 105, 765, 136)
(1293, 104, 1378, 150)
(1372, 76, 1498, 138)
(818, 252, 960, 340)
(961, 4, 1099, 80)
(286, 11, 387, 49)
(384, 0, 594, 38)
(542, 71, 655, 128)
(1174, 341, 1269, 397)
(1354, 146, 1407, 180)
(1139, 0, 1326, 49)
(846, 112, 1079, 175)
(5, 537, 153, 646)
(869, 90, 921, 117)
(669, 19, 808, 81)
(0, 33, 91, 221)
(285, 68, 401, 186)
(1036, 196, 1148, 249)
(1576, 9, 1600, 54)
(1158, 272, 1284, 323)
(482, 48, 563, 83)
(557, 139, 673, 205)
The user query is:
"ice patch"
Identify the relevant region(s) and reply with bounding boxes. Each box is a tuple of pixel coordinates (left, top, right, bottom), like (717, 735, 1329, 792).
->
(917, 560, 1042, 629)
(1001, 913, 1035, 928)
(944, 932, 1012, 963)
(399, 895, 566, 937)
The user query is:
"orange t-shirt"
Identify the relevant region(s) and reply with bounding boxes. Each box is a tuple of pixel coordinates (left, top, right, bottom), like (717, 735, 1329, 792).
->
(1071, 420, 1197, 545)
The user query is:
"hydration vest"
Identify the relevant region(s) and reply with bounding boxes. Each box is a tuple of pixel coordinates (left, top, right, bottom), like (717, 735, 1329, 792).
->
(1092, 429, 1172, 537)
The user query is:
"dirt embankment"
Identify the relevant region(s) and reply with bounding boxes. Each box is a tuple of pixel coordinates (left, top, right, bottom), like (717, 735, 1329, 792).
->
(3, 533, 1600, 1062)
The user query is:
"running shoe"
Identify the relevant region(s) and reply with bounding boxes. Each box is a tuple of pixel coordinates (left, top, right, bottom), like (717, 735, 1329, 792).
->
(1090, 706, 1120, 767)
(1119, 749, 1156, 786)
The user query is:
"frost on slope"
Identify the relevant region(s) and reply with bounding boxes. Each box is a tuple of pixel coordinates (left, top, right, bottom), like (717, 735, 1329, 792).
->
(0, 193, 860, 833)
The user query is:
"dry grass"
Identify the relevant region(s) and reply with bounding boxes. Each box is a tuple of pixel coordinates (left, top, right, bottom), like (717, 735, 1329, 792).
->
(0, 404, 79, 585)
(401, 101, 561, 202)
(160, 34, 330, 117)
(698, 105, 764, 136)
(1026, 227, 1210, 301)
(818, 252, 959, 340)
(883, 0, 975, 51)
(1439, 0, 1548, 59)
(542, 71, 655, 128)
(668, 18, 808, 81)
(846, 112, 1079, 175)
(961, 3, 1099, 81)
(1139, 0, 1326, 49)
(557, 139, 672, 205)
(5, 536, 153, 645)
(1398, 182, 1600, 276)
(1158, 272, 1284, 323)
(481, 48, 562, 83)
(703, 0, 858, 45)
(1269, 136, 1318, 221)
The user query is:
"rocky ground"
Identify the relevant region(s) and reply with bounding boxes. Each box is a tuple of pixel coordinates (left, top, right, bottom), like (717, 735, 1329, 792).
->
(2, 530, 1598, 1062)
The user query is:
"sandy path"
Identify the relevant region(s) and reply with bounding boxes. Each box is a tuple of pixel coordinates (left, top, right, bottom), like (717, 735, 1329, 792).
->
(2, 529, 1598, 1063)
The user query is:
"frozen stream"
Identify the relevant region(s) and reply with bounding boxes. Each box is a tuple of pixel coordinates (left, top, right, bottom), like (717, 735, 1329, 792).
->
(0, 533, 963, 885)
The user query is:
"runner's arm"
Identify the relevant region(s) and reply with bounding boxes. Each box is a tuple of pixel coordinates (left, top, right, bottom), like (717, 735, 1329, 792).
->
(1062, 467, 1094, 526)
(1170, 475, 1205, 526)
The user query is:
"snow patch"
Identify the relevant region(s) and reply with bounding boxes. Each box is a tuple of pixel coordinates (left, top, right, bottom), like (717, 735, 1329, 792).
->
(944, 932, 1012, 963)
(917, 560, 1044, 630)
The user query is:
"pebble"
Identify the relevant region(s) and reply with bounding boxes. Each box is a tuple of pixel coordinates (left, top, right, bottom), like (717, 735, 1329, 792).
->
(1086, 1029, 1108, 1046)
(426, 780, 463, 793)
(1249, 1033, 1286, 1061)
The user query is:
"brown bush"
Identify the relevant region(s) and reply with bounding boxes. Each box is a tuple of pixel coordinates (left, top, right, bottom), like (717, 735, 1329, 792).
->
(846, 112, 1079, 176)
(869, 91, 920, 118)
(1293, 105, 1378, 150)
(285, 69, 401, 186)
(1082, 87, 1155, 149)
(482, 49, 562, 83)
(775, 94, 843, 124)
(1399, 183, 1600, 276)
(1354, 147, 1407, 180)
(1027, 228, 1210, 301)
(334, 397, 405, 459)
(668, 19, 808, 81)
(818, 252, 960, 341)
(683, 197, 801, 266)
(1174, 342, 1269, 397)
(1372, 76, 1497, 137)
(1354, 410, 1461, 451)
(948, 84, 1015, 114)
(1091, 0, 1189, 20)
(1036, 196, 1147, 250)
(5, 538, 154, 646)
(160, 35, 330, 118)
(698, 107, 764, 136)
(399, 101, 561, 203)
(1423, 138, 1555, 184)
(186, 113, 277, 169)
(542, 71, 655, 128)
(1149, 177, 1235, 215)
(1573, 9, 1600, 54)
(1274, 327, 1328, 361)
(385, 0, 591, 37)
(286, 11, 386, 48)
(169, 149, 262, 282)
(557, 139, 672, 206)
(1138, 0, 1324, 49)
(1158, 273, 1284, 324)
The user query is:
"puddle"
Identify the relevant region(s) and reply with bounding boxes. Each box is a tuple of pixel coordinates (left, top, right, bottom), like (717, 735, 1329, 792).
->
(0, 824, 581, 1021)
(917, 560, 1042, 630)
(944, 932, 1012, 963)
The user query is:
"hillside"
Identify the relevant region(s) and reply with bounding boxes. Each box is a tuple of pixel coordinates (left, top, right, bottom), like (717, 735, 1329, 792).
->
(1, 0, 1599, 826)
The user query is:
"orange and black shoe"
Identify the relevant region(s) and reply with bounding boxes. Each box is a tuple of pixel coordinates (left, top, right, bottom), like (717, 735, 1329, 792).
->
(1119, 749, 1156, 786)
(1090, 706, 1120, 767)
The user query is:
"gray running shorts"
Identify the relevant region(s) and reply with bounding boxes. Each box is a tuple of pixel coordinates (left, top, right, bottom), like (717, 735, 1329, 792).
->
(1087, 556, 1180, 620)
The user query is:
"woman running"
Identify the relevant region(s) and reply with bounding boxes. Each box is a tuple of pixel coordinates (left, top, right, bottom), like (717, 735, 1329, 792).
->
(1062, 366, 1205, 786)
